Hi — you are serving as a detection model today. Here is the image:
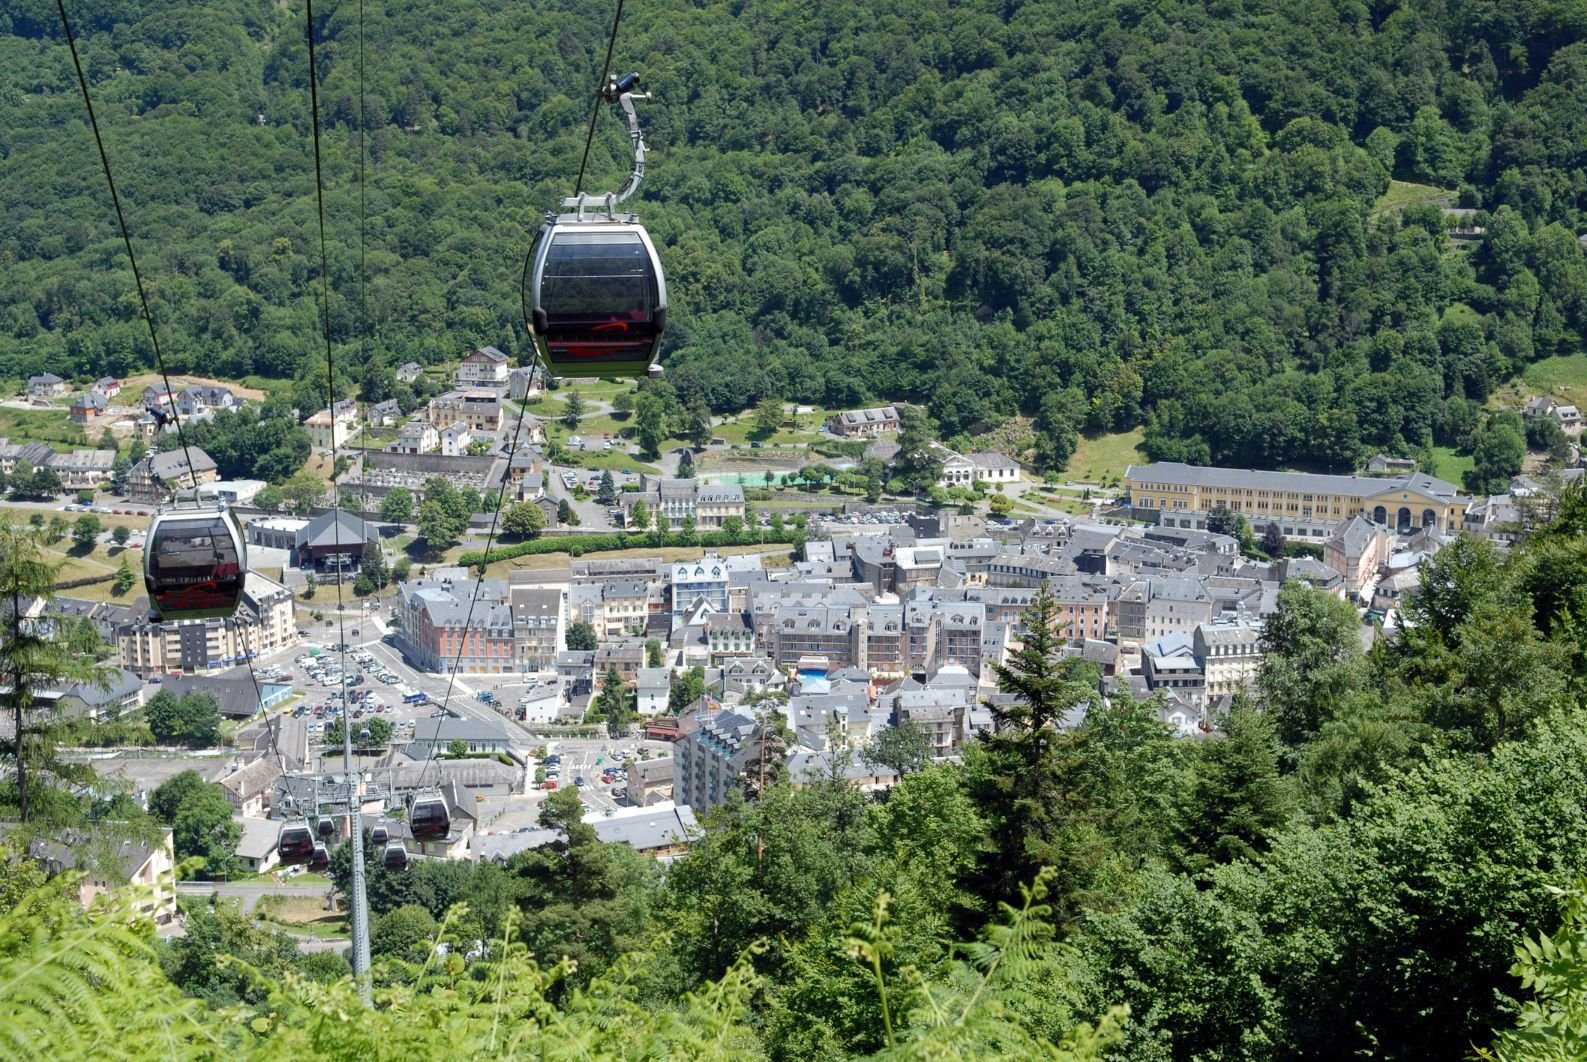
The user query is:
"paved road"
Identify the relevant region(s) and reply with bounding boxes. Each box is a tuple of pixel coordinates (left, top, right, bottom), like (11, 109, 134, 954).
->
(176, 880, 328, 914)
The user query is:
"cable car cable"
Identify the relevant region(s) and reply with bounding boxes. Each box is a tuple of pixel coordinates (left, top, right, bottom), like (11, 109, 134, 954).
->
(574, 0, 628, 200)
(53, 0, 203, 497)
(412, 390, 538, 797)
(525, 0, 640, 384)
(304, 0, 374, 995)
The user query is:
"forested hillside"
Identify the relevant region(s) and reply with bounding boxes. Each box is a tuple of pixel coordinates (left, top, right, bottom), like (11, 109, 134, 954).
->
(3, 0, 1587, 470)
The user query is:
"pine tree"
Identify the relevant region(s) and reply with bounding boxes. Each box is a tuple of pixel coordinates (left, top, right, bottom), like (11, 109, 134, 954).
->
(0, 525, 109, 822)
(1175, 700, 1292, 873)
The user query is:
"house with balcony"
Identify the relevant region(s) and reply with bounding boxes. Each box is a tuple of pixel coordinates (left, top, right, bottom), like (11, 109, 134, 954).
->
(454, 346, 509, 390)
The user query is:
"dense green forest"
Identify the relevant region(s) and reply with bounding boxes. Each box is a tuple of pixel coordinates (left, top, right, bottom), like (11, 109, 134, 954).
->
(10, 491, 1587, 1055)
(4, 0, 1587, 470)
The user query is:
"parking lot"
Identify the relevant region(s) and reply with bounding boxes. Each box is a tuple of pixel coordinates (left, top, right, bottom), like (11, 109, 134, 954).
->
(289, 643, 424, 751)
(520, 736, 675, 822)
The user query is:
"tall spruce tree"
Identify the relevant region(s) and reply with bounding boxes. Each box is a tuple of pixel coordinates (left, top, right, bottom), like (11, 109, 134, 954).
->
(0, 525, 109, 822)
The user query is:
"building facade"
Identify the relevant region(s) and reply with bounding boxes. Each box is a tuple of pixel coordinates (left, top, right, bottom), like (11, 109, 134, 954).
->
(454, 346, 509, 390)
(827, 405, 900, 437)
(126, 448, 219, 504)
(428, 390, 504, 433)
(117, 572, 296, 676)
(397, 573, 517, 674)
(1126, 461, 1470, 535)
(676, 709, 763, 811)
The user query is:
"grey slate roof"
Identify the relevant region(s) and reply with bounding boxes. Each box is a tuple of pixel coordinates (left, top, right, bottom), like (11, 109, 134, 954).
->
(1128, 461, 1465, 502)
(64, 667, 142, 708)
(1327, 515, 1377, 555)
(149, 447, 218, 480)
(297, 509, 378, 549)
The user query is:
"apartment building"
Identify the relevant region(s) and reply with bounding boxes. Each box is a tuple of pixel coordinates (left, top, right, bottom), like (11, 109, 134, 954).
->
(127, 448, 218, 503)
(509, 584, 562, 671)
(428, 390, 503, 433)
(1324, 516, 1391, 599)
(117, 572, 296, 676)
(46, 449, 116, 489)
(676, 709, 764, 811)
(623, 478, 746, 528)
(396, 571, 517, 674)
(671, 557, 730, 615)
(766, 605, 856, 669)
(1193, 617, 1264, 699)
(454, 346, 509, 390)
(599, 580, 652, 639)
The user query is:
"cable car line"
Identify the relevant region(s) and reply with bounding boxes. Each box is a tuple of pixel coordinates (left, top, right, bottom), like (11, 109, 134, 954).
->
(413, 0, 637, 834)
(53, 0, 202, 497)
(57, 0, 253, 628)
(60, 0, 293, 815)
(303, 0, 375, 993)
(574, 0, 628, 200)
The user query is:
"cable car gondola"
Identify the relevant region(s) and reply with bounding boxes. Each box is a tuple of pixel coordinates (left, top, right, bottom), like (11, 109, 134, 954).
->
(382, 841, 409, 872)
(277, 820, 315, 866)
(371, 823, 389, 847)
(309, 843, 330, 873)
(529, 219, 666, 379)
(144, 492, 247, 621)
(409, 791, 451, 841)
(317, 815, 335, 839)
(527, 72, 666, 381)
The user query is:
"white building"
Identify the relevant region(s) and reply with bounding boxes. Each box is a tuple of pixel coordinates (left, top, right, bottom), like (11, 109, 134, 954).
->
(305, 404, 356, 450)
(1192, 616, 1264, 699)
(392, 419, 439, 454)
(636, 667, 671, 716)
(440, 424, 474, 456)
(454, 346, 509, 390)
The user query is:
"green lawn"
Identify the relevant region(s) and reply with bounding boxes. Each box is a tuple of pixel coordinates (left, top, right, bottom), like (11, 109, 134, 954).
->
(481, 543, 791, 580)
(1519, 353, 1587, 411)
(1372, 179, 1455, 216)
(557, 448, 659, 474)
(0, 406, 89, 450)
(1068, 428, 1147, 486)
(1429, 445, 1474, 485)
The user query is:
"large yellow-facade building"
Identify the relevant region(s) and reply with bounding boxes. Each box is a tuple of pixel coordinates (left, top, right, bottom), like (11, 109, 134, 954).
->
(1126, 462, 1470, 534)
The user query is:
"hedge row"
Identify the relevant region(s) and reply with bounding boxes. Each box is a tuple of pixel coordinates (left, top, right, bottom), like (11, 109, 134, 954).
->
(55, 572, 115, 590)
(459, 529, 802, 567)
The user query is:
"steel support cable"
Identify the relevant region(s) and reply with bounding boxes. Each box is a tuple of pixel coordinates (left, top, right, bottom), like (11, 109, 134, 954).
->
(525, 0, 628, 382)
(58, 0, 288, 772)
(54, 0, 201, 492)
(573, 0, 628, 199)
(60, 0, 318, 903)
(304, 0, 372, 1000)
(432, 0, 627, 794)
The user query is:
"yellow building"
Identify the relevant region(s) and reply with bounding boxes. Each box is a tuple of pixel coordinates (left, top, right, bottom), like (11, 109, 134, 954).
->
(1126, 462, 1469, 535)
